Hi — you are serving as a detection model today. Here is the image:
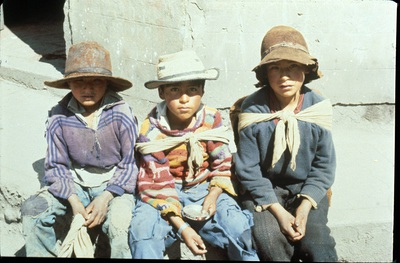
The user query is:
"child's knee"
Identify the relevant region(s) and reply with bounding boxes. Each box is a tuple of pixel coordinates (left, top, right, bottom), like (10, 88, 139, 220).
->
(217, 203, 254, 236)
(20, 194, 49, 217)
(108, 197, 134, 230)
(130, 219, 168, 242)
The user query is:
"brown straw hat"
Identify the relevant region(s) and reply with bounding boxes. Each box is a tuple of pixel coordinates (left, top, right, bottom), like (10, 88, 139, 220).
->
(144, 50, 219, 89)
(44, 41, 132, 91)
(253, 25, 322, 87)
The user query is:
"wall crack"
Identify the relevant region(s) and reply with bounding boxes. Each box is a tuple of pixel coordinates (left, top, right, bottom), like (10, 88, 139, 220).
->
(333, 102, 394, 107)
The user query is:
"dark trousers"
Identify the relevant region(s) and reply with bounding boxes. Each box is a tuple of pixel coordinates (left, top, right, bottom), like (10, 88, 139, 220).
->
(240, 186, 338, 262)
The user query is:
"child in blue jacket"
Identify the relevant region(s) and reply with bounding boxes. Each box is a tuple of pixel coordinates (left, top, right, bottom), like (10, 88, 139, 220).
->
(234, 25, 338, 262)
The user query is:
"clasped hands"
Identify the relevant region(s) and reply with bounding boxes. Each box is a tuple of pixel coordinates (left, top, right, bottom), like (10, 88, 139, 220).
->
(270, 198, 312, 242)
(68, 191, 114, 228)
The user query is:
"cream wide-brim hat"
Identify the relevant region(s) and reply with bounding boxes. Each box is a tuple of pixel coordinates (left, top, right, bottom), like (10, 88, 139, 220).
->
(144, 50, 219, 89)
(44, 41, 132, 91)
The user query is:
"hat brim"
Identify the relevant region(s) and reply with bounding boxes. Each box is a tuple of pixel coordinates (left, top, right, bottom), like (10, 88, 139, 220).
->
(44, 72, 132, 92)
(252, 47, 322, 87)
(252, 46, 317, 72)
(144, 68, 219, 89)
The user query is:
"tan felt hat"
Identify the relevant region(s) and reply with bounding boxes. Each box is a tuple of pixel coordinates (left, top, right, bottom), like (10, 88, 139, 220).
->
(44, 41, 132, 91)
(253, 25, 322, 86)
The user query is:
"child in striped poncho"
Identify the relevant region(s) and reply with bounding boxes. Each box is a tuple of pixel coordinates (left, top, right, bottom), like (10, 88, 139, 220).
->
(128, 50, 259, 260)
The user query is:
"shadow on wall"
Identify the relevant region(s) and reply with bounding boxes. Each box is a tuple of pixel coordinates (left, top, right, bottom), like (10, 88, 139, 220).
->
(32, 158, 46, 188)
(2, 0, 66, 73)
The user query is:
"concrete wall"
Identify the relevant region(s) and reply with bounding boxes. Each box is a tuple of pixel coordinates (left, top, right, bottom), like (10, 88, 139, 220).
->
(62, 0, 396, 121)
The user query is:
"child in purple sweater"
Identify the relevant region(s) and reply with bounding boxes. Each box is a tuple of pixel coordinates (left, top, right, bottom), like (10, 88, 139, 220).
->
(20, 41, 139, 258)
(234, 25, 338, 261)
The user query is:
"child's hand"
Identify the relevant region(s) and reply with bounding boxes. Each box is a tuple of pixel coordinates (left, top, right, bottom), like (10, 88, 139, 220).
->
(202, 186, 222, 217)
(84, 191, 114, 228)
(269, 203, 302, 242)
(68, 194, 89, 220)
(278, 213, 302, 242)
(168, 214, 207, 256)
(292, 198, 312, 241)
(181, 226, 208, 255)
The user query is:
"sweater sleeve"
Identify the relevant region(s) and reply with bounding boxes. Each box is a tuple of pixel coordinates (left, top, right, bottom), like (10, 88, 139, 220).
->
(43, 117, 77, 200)
(105, 103, 139, 196)
(299, 125, 336, 205)
(234, 123, 279, 206)
(204, 109, 237, 196)
(207, 141, 237, 196)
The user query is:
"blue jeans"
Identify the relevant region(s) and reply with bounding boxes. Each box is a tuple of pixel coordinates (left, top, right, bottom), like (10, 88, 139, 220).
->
(129, 182, 259, 260)
(20, 182, 135, 258)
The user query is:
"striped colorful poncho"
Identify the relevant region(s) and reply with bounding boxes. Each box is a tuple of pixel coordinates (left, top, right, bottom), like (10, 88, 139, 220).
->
(136, 101, 236, 217)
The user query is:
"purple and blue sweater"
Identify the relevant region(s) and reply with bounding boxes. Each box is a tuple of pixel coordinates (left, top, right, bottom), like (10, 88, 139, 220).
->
(43, 91, 139, 199)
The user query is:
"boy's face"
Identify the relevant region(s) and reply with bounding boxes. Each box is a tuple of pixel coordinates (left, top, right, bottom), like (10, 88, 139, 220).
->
(159, 80, 204, 128)
(266, 60, 307, 103)
(69, 77, 108, 113)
